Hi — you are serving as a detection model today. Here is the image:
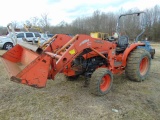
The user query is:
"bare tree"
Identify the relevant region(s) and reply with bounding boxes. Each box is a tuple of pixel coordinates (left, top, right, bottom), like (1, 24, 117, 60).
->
(25, 20, 32, 27)
(39, 13, 50, 31)
(0, 27, 7, 35)
(31, 17, 40, 26)
(9, 5, 159, 41)
(11, 21, 19, 28)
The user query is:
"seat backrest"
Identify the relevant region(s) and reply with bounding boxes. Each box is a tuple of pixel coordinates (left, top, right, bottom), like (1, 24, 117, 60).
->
(117, 35, 129, 48)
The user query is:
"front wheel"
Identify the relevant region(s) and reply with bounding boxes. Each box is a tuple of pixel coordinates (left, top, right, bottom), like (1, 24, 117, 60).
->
(3, 43, 13, 50)
(90, 68, 113, 96)
(125, 49, 151, 82)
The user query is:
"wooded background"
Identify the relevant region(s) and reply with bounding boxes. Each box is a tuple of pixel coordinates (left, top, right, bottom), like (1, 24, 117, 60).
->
(0, 5, 160, 41)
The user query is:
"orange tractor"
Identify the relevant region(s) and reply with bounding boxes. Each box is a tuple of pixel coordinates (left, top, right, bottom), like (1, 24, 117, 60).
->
(0, 12, 153, 95)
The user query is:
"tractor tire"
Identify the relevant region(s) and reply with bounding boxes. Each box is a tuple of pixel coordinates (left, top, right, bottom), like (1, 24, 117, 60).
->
(125, 49, 151, 82)
(90, 68, 113, 96)
(3, 42, 13, 50)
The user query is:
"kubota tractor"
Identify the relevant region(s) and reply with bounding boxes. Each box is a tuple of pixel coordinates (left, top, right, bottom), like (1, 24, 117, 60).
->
(0, 11, 154, 96)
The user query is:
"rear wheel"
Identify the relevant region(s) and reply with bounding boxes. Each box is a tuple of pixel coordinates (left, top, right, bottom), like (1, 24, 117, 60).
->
(3, 43, 13, 50)
(125, 49, 151, 82)
(90, 68, 113, 96)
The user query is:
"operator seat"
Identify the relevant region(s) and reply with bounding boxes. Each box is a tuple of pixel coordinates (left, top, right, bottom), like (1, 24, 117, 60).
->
(116, 35, 129, 53)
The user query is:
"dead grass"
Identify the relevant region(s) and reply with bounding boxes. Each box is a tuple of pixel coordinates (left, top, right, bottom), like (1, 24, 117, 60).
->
(0, 44, 160, 120)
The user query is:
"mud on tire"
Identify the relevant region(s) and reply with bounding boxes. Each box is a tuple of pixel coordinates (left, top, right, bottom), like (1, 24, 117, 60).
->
(90, 68, 113, 96)
(125, 49, 151, 82)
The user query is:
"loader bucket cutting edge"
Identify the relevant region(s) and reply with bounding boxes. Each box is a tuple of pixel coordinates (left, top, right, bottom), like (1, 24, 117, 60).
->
(0, 44, 52, 88)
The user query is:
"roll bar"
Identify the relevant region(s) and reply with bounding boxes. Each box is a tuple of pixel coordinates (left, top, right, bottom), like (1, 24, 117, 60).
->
(116, 11, 147, 42)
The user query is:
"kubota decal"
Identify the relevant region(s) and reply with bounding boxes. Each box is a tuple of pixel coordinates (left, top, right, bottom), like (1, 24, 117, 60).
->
(79, 39, 89, 46)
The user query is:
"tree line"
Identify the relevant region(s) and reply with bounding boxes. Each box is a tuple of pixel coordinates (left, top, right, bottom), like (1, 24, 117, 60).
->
(0, 5, 160, 41)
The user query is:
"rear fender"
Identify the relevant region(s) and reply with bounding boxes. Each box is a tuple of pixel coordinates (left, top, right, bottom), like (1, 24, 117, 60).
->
(122, 43, 145, 67)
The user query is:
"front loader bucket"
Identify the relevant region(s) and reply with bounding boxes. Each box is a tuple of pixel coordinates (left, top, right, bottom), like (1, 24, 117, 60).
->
(0, 44, 51, 87)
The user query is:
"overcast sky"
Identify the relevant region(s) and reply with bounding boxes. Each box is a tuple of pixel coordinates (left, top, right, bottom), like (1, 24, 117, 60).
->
(0, 0, 160, 27)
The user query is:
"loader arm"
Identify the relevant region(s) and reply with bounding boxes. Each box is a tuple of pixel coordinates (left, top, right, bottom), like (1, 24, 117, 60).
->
(36, 34, 72, 54)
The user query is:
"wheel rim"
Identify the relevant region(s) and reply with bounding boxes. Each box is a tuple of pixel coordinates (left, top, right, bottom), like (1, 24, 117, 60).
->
(6, 44, 12, 50)
(139, 57, 149, 76)
(100, 74, 111, 92)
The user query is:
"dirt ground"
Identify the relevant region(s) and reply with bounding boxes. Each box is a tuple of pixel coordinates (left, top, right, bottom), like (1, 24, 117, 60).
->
(0, 43, 160, 120)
